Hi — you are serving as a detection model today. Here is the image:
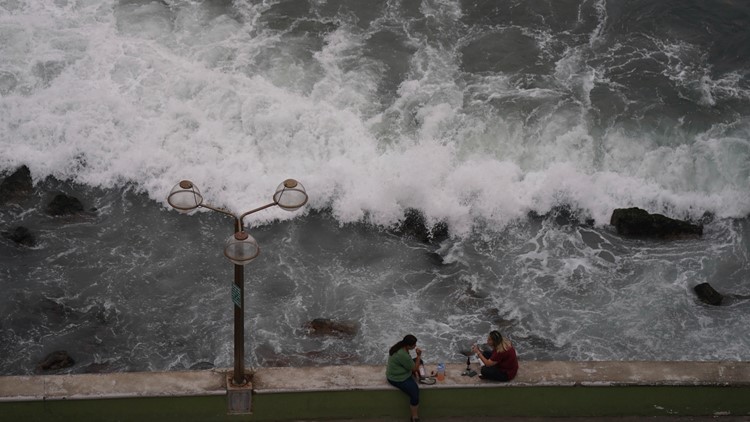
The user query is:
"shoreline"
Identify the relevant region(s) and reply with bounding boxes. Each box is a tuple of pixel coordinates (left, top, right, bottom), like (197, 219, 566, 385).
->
(1, 361, 749, 420)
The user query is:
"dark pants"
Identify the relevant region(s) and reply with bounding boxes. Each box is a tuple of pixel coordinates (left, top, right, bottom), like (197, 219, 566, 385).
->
(387, 376, 419, 405)
(480, 351, 509, 381)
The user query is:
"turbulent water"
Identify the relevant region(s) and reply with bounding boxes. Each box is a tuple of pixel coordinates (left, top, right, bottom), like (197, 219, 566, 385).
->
(1, 0, 749, 375)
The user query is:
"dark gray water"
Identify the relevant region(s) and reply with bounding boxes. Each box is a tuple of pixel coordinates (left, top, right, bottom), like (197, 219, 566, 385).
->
(1, 0, 749, 375)
(2, 178, 749, 374)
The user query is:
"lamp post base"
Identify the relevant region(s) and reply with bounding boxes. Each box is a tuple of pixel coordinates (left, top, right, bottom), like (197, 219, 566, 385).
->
(226, 372, 253, 414)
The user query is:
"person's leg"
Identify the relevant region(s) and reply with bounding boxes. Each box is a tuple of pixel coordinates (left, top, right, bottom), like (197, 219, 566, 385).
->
(479, 365, 509, 381)
(388, 378, 420, 420)
(402, 377, 420, 420)
(410, 404, 419, 421)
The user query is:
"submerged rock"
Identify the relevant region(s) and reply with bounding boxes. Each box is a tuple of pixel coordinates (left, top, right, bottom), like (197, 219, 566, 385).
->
(37, 350, 75, 371)
(610, 207, 703, 239)
(1, 226, 36, 247)
(305, 318, 359, 337)
(0, 165, 33, 204)
(46, 193, 85, 216)
(694, 282, 723, 306)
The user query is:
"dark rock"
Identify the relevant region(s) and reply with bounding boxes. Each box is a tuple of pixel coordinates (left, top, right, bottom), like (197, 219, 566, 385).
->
(305, 318, 359, 337)
(610, 207, 703, 239)
(37, 350, 75, 371)
(39, 297, 75, 325)
(46, 193, 85, 216)
(394, 208, 449, 243)
(694, 282, 723, 306)
(1, 226, 36, 247)
(0, 165, 33, 204)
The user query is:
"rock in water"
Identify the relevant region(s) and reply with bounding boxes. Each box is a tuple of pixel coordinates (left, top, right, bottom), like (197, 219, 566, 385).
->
(37, 351, 75, 371)
(46, 194, 84, 216)
(610, 207, 703, 239)
(0, 165, 33, 204)
(1, 226, 36, 247)
(694, 283, 723, 306)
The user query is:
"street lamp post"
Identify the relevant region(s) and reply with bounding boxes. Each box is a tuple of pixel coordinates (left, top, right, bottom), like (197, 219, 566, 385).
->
(167, 179, 308, 386)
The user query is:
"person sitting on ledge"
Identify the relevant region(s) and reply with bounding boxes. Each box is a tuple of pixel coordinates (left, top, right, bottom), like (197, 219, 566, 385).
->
(386, 334, 422, 422)
(471, 330, 518, 381)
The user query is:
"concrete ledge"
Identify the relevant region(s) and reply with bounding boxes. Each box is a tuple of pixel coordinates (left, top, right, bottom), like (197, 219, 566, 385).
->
(5, 361, 748, 401)
(251, 361, 750, 393)
(1, 361, 749, 421)
(0, 370, 226, 402)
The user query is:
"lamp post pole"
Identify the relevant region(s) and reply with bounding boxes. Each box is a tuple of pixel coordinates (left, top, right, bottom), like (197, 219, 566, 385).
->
(233, 261, 244, 385)
(168, 179, 308, 386)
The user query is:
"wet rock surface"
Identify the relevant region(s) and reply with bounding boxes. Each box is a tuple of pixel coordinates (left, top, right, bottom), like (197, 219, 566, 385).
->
(305, 318, 359, 337)
(610, 207, 703, 239)
(694, 283, 723, 306)
(1, 226, 36, 247)
(37, 350, 75, 372)
(46, 193, 85, 216)
(0, 165, 33, 204)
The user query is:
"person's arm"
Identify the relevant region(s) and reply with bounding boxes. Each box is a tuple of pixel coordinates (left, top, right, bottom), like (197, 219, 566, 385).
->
(396, 348, 418, 373)
(472, 344, 498, 367)
(412, 348, 422, 373)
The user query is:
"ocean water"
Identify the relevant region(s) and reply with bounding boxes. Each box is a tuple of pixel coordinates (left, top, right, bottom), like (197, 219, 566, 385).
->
(1, 0, 749, 375)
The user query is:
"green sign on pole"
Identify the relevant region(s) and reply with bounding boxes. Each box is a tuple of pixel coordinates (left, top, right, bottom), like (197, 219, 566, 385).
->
(231, 284, 241, 308)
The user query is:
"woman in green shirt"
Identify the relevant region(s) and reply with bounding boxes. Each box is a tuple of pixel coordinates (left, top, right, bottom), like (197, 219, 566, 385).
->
(386, 334, 422, 422)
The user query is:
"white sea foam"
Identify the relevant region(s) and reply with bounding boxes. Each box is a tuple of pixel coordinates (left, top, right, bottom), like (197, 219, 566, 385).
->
(1, 0, 749, 241)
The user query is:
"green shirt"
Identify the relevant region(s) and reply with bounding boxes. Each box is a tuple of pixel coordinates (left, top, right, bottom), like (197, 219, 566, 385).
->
(386, 348, 415, 382)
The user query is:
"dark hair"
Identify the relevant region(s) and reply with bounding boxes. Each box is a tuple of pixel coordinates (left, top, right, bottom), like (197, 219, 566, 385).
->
(388, 334, 417, 356)
(489, 330, 512, 352)
(489, 330, 502, 346)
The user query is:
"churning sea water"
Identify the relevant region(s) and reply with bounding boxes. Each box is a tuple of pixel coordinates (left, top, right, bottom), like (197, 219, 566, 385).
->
(1, 0, 749, 375)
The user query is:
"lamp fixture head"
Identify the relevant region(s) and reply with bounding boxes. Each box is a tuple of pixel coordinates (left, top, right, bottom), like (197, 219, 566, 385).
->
(224, 231, 260, 266)
(167, 180, 204, 213)
(273, 179, 308, 211)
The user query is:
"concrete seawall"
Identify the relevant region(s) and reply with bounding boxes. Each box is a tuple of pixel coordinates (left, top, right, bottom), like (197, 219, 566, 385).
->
(1, 361, 748, 421)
